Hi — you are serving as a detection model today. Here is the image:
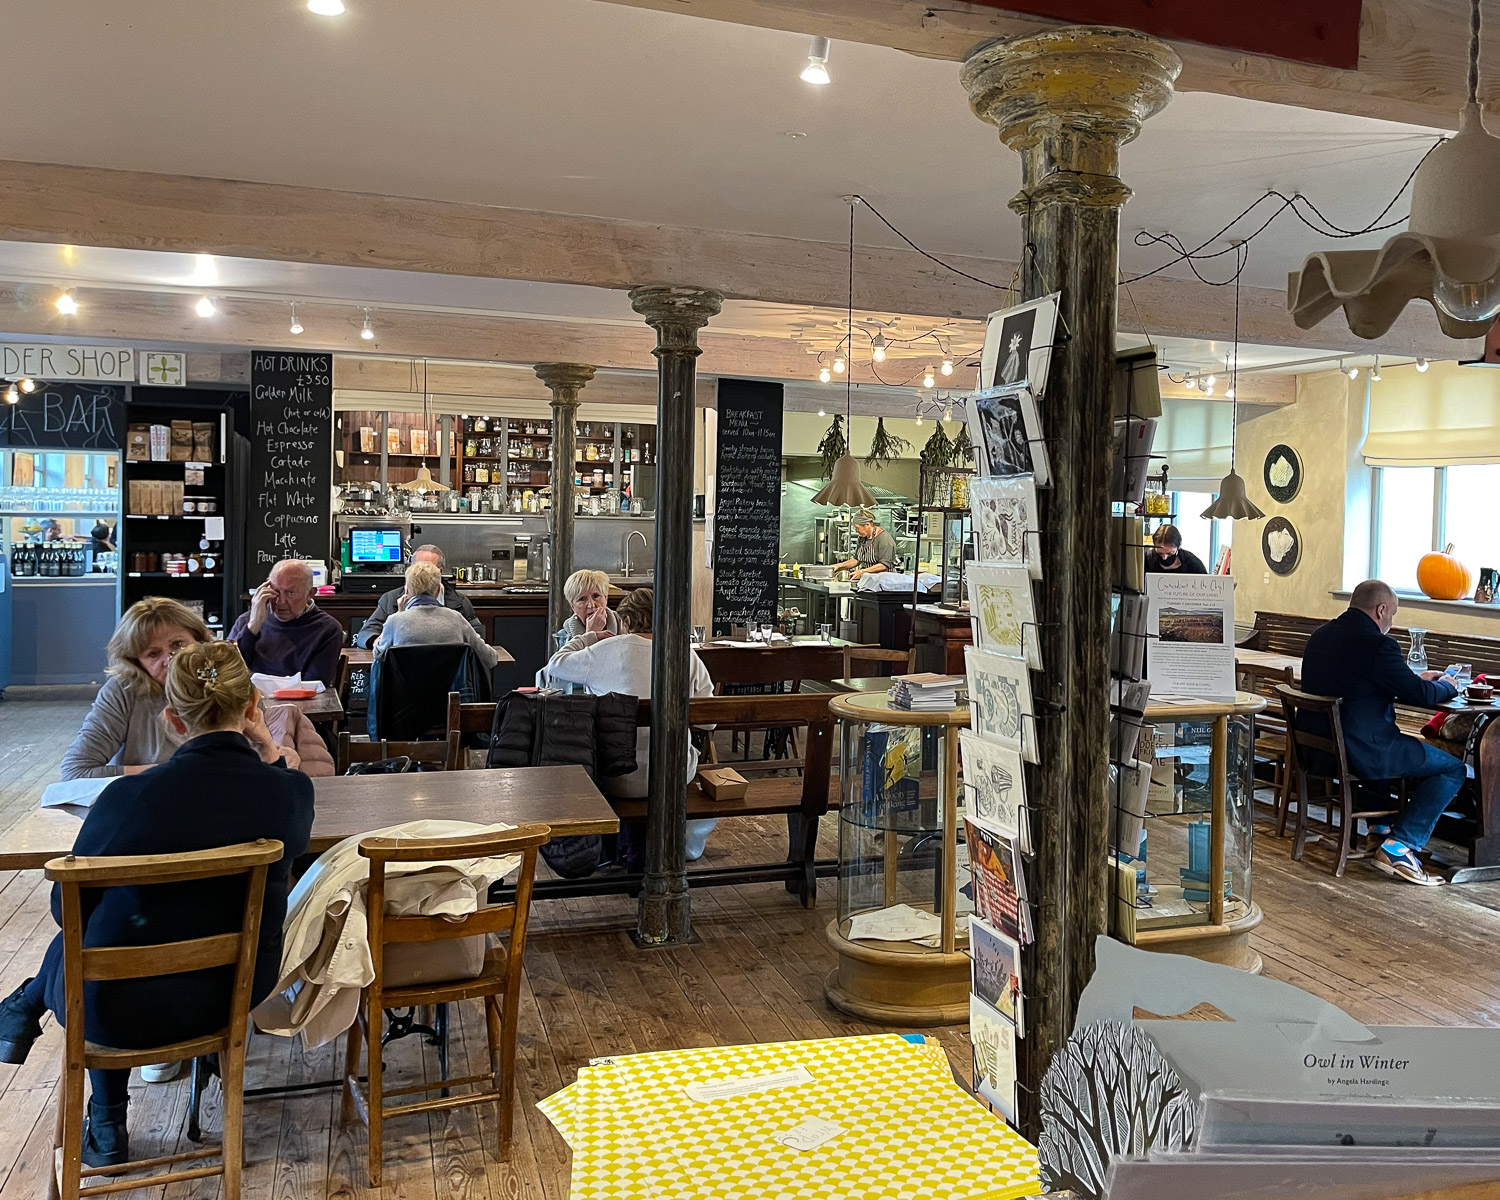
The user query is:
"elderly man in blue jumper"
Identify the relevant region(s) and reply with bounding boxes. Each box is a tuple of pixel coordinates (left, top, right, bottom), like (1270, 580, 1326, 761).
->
(229, 558, 345, 685)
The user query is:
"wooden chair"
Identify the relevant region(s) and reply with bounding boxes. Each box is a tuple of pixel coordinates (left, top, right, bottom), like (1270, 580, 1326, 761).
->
(336, 730, 461, 774)
(341, 826, 551, 1186)
(445, 692, 498, 770)
(333, 650, 354, 728)
(1277, 685, 1402, 878)
(45, 839, 284, 1200)
(842, 645, 912, 678)
(1236, 661, 1295, 834)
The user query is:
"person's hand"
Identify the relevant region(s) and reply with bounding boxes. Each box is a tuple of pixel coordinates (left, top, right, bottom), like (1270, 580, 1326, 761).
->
(1421, 669, 1447, 681)
(851, 568, 864, 581)
(243, 705, 280, 763)
(248, 583, 275, 633)
(396, 592, 411, 612)
(585, 604, 609, 634)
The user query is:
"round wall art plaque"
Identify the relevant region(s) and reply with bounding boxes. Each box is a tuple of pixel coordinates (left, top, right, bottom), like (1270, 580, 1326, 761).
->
(1262, 516, 1301, 576)
(1263, 443, 1302, 503)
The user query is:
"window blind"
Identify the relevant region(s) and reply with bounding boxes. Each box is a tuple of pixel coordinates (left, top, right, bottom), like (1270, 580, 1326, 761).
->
(1155, 397, 1233, 491)
(1361, 362, 1500, 466)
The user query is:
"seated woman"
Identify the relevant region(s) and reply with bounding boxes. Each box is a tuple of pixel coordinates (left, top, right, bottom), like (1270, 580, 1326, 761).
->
(60, 596, 332, 780)
(0, 641, 314, 1167)
(545, 588, 718, 861)
(558, 569, 620, 641)
(374, 560, 500, 670)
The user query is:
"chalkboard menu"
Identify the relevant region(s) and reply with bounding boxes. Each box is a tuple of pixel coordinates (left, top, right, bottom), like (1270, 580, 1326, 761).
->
(712, 379, 784, 636)
(0, 383, 124, 449)
(247, 351, 333, 573)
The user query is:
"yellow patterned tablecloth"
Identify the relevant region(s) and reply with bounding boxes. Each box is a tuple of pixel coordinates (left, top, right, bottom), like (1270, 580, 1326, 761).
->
(539, 1033, 1040, 1200)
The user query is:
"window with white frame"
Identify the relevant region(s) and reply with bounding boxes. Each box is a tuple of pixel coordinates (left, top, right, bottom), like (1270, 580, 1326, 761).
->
(1371, 464, 1500, 594)
(1170, 491, 1233, 572)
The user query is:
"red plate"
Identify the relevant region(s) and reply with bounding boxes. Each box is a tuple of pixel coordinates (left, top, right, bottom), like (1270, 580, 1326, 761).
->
(272, 688, 318, 700)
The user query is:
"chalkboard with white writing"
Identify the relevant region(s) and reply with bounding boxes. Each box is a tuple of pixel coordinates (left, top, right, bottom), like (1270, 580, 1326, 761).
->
(247, 352, 333, 573)
(712, 379, 784, 636)
(0, 382, 124, 449)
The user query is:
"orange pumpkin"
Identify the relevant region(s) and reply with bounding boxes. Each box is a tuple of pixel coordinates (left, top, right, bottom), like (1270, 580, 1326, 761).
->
(1417, 543, 1477, 600)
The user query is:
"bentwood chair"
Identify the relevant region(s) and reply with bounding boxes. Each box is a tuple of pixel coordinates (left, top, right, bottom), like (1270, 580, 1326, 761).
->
(1277, 685, 1402, 878)
(342, 825, 551, 1186)
(45, 839, 284, 1200)
(842, 645, 913, 679)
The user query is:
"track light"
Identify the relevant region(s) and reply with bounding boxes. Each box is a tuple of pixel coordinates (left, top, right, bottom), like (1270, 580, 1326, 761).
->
(307, 0, 345, 14)
(1347, 363, 1360, 379)
(3, 384, 17, 404)
(922, 367, 936, 389)
(360, 308, 375, 340)
(818, 366, 832, 384)
(832, 356, 845, 374)
(1205, 374, 1216, 388)
(55, 290, 77, 315)
(1226, 385, 1236, 400)
(871, 333, 887, 363)
(289, 303, 304, 335)
(18, 377, 37, 394)
(940, 358, 954, 376)
(800, 36, 831, 85)
(1371, 356, 1382, 382)
(194, 296, 216, 318)
(1416, 357, 1430, 372)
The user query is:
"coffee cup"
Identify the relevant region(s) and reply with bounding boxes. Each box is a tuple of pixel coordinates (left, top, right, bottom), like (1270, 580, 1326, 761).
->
(1466, 682, 1493, 703)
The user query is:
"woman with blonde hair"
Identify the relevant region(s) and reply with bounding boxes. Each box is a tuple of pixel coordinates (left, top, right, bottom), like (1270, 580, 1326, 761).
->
(0, 641, 313, 1166)
(559, 568, 619, 640)
(61, 596, 332, 780)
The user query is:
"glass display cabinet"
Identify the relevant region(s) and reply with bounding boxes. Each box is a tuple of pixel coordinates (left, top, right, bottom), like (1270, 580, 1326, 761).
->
(825, 691, 970, 1025)
(1117, 692, 1264, 972)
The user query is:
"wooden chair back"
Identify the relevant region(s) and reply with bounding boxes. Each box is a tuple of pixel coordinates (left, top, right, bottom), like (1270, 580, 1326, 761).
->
(445, 691, 498, 745)
(843, 645, 912, 678)
(46, 839, 284, 1199)
(337, 730, 461, 774)
(1276, 685, 1347, 775)
(1237, 660, 1295, 700)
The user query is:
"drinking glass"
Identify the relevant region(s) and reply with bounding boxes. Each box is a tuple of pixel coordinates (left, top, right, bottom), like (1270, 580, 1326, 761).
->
(818, 622, 832, 643)
(692, 625, 706, 645)
(760, 622, 775, 643)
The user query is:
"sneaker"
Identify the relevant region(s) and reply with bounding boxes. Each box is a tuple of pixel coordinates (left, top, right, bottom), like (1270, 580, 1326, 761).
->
(1374, 843, 1445, 886)
(80, 1098, 129, 1168)
(0, 979, 44, 1065)
(140, 1060, 184, 1083)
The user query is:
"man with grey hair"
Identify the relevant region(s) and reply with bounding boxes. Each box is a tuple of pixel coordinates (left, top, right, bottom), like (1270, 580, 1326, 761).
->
(229, 557, 346, 684)
(355, 543, 483, 648)
(1300, 578, 1464, 885)
(831, 508, 900, 582)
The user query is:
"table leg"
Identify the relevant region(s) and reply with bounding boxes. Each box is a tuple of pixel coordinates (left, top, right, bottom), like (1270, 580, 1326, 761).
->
(1209, 715, 1227, 927)
(1451, 713, 1500, 883)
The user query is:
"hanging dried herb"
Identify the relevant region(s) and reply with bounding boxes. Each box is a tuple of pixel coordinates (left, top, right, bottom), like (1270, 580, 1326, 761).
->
(919, 423, 954, 470)
(864, 417, 912, 466)
(816, 414, 847, 480)
(951, 422, 975, 466)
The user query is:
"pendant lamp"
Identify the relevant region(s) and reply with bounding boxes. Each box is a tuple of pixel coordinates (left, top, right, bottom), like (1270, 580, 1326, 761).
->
(815, 201, 877, 510)
(1288, 0, 1500, 339)
(396, 463, 450, 493)
(1202, 247, 1264, 521)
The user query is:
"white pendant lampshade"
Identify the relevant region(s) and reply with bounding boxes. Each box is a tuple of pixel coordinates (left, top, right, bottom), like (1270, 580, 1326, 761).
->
(811, 453, 877, 507)
(395, 464, 450, 493)
(1200, 469, 1264, 521)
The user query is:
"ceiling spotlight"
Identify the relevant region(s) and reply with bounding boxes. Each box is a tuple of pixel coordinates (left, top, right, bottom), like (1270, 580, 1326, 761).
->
(832, 356, 846, 374)
(1205, 374, 1217, 388)
(2, 383, 16, 404)
(940, 358, 954, 376)
(872, 333, 887, 363)
(360, 308, 375, 340)
(818, 366, 832, 383)
(800, 36, 831, 85)
(307, 0, 345, 14)
(922, 367, 936, 389)
(1226, 385, 1236, 400)
(1347, 363, 1361, 379)
(17, 377, 38, 394)
(55, 290, 78, 315)
(1371, 355, 1382, 382)
(289, 303, 304, 336)
(194, 296, 216, 318)
(1416, 357, 1431, 372)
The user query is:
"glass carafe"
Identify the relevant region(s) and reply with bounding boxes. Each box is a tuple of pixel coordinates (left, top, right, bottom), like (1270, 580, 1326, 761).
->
(1407, 627, 1429, 674)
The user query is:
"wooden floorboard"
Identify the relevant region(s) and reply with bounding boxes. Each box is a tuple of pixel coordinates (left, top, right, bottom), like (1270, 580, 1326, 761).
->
(4, 686, 1500, 1195)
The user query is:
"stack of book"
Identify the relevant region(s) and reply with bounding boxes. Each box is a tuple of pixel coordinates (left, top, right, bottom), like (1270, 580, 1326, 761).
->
(888, 673, 964, 711)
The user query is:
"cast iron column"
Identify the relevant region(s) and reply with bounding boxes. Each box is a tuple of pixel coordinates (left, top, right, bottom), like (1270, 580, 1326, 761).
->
(962, 27, 1179, 1134)
(534, 362, 597, 633)
(628, 284, 722, 945)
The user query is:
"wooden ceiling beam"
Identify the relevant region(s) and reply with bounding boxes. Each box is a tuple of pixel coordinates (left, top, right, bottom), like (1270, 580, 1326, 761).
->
(0, 159, 1473, 359)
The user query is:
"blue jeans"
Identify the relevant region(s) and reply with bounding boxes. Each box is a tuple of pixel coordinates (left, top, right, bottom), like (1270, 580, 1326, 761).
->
(1392, 742, 1468, 850)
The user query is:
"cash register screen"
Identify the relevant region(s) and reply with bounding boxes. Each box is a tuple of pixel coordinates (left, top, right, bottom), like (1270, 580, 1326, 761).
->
(350, 528, 404, 565)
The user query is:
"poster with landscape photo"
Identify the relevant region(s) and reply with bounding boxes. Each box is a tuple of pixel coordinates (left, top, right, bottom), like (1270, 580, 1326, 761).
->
(1146, 573, 1235, 699)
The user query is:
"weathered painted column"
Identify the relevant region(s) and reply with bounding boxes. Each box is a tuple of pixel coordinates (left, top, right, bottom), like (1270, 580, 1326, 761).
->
(962, 28, 1179, 1133)
(533, 362, 596, 633)
(628, 284, 723, 945)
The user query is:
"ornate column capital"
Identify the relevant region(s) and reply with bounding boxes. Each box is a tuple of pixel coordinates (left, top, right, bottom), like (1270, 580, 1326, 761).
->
(533, 362, 596, 407)
(628, 285, 723, 356)
(962, 26, 1180, 209)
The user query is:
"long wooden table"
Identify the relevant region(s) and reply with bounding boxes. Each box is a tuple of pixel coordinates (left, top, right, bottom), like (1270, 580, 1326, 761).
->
(0, 764, 618, 872)
(1235, 648, 1303, 682)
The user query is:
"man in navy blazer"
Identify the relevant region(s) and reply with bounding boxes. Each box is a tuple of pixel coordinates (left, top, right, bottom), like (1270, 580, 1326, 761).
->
(1300, 579, 1464, 886)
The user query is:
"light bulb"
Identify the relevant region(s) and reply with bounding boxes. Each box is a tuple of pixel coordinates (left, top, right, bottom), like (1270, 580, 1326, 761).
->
(944, 407, 953, 423)
(194, 296, 216, 318)
(1416, 358, 1430, 372)
(1371, 359, 1382, 382)
(872, 334, 887, 363)
(922, 367, 936, 388)
(1181, 375, 1194, 390)
(289, 303, 303, 336)
(360, 309, 375, 340)
(832, 356, 845, 374)
(307, 0, 345, 14)
(1205, 374, 1216, 388)
(1205, 384, 1215, 396)
(55, 290, 77, 315)
(818, 367, 832, 383)
(18, 377, 37, 394)
(915, 415, 923, 426)
(3, 384, 17, 404)
(1226, 385, 1236, 400)
(800, 36, 831, 85)
(940, 359, 954, 376)
(1433, 277, 1500, 325)
(1347, 364, 1360, 379)
(817, 408, 826, 417)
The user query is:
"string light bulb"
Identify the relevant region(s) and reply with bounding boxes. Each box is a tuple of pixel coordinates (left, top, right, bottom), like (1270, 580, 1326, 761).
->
(832, 356, 845, 374)
(922, 367, 936, 388)
(915, 414, 923, 427)
(289, 303, 304, 336)
(817, 407, 826, 417)
(360, 308, 375, 340)
(800, 36, 831, 85)
(3, 383, 17, 404)
(1416, 357, 1430, 372)
(194, 296, 216, 318)
(1371, 356, 1382, 382)
(944, 406, 953, 423)
(818, 366, 832, 384)
(55, 290, 78, 315)
(940, 358, 954, 376)
(307, 0, 345, 14)
(18, 377, 37, 394)
(871, 333, 887, 363)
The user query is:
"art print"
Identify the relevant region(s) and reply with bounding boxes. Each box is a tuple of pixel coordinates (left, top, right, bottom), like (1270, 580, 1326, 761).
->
(966, 384, 1050, 486)
(970, 474, 1042, 579)
(971, 994, 1019, 1124)
(965, 818, 1031, 944)
(980, 293, 1060, 399)
(970, 914, 1025, 1036)
(968, 563, 1041, 669)
(966, 647, 1036, 763)
(960, 729, 1031, 851)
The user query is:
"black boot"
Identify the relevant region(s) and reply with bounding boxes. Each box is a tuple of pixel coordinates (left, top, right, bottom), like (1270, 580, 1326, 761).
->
(81, 1098, 130, 1168)
(0, 979, 44, 1065)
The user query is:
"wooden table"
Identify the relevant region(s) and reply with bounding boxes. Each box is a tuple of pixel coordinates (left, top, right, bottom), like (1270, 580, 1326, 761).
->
(694, 638, 863, 688)
(0, 765, 618, 872)
(286, 689, 344, 726)
(1235, 648, 1303, 682)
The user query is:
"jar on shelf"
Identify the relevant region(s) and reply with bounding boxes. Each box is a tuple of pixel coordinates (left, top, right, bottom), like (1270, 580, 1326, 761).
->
(474, 416, 489, 432)
(465, 438, 478, 457)
(475, 463, 490, 484)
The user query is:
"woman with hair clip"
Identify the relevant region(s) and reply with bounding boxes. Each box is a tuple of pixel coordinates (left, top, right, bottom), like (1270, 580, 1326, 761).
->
(0, 642, 313, 1167)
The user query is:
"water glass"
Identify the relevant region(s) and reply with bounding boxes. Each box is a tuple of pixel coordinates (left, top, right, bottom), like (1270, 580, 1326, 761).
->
(692, 625, 706, 645)
(818, 622, 832, 644)
(760, 621, 775, 643)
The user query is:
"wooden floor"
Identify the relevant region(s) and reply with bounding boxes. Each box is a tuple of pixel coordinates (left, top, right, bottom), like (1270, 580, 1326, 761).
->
(1, 685, 1499, 1198)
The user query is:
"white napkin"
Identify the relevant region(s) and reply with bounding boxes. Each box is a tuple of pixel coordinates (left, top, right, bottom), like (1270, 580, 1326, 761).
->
(251, 671, 327, 697)
(40, 777, 114, 809)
